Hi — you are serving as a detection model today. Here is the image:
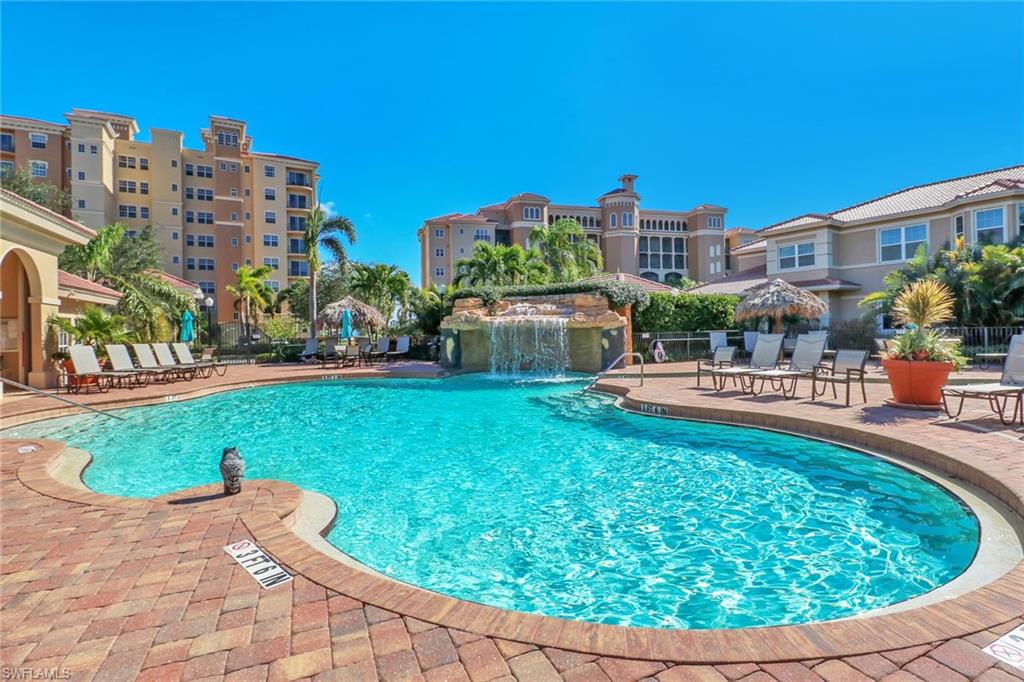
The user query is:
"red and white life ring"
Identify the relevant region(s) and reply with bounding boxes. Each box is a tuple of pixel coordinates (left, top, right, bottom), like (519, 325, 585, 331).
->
(653, 341, 667, 363)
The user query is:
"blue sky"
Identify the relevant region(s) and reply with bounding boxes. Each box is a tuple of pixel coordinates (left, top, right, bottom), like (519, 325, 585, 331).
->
(3, 2, 1021, 279)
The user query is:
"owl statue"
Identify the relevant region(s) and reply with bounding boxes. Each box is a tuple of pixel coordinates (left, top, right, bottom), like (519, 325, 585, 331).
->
(220, 446, 245, 495)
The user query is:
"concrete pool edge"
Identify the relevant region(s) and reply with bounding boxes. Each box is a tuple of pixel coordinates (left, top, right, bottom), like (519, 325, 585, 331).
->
(4, 376, 1024, 663)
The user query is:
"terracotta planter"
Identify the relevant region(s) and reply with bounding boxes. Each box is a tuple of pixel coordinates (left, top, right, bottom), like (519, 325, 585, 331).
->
(882, 358, 954, 407)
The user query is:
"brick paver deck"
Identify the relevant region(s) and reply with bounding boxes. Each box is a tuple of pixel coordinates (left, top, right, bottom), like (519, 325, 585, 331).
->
(2, 365, 1023, 681)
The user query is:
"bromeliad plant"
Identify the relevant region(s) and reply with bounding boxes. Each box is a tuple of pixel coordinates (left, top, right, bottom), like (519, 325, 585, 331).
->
(883, 279, 967, 370)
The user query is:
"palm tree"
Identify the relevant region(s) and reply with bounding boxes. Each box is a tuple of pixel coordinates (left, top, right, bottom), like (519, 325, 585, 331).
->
(453, 242, 549, 286)
(304, 202, 356, 327)
(49, 306, 132, 348)
(528, 218, 603, 282)
(348, 263, 410, 320)
(226, 265, 274, 337)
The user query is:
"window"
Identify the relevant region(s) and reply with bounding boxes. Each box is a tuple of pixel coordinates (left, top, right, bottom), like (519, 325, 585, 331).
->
(245, 235, 252, 244)
(170, 158, 177, 167)
(263, 234, 279, 247)
(185, 163, 194, 176)
(434, 267, 445, 277)
(265, 211, 277, 224)
(287, 172, 309, 186)
(0, 160, 12, 177)
(118, 155, 136, 169)
(197, 212, 214, 224)
(196, 165, 213, 178)
(171, 207, 179, 216)
(230, 163, 238, 173)
(1019, 204, 1024, 235)
(265, 280, 280, 293)
(434, 228, 444, 239)
(76, 143, 85, 153)
(29, 133, 46, 149)
(219, 162, 227, 172)
(77, 171, 85, 181)
(172, 256, 180, 265)
(198, 258, 215, 271)
(473, 229, 490, 241)
(185, 211, 195, 223)
(139, 158, 149, 170)
(610, 213, 617, 228)
(171, 183, 178, 192)
(435, 248, 444, 257)
(140, 182, 149, 195)
(232, 263, 239, 272)
(622, 212, 634, 227)
(778, 241, 815, 269)
(708, 216, 723, 228)
(230, 187, 238, 197)
(289, 216, 306, 231)
(288, 238, 305, 254)
(264, 165, 276, 178)
(287, 194, 308, 209)
(197, 235, 214, 248)
(244, 165, 250, 173)
(118, 180, 137, 193)
(198, 281, 215, 296)
(230, 212, 238, 222)
(231, 237, 239, 247)
(265, 188, 276, 201)
(172, 231, 179, 240)
(90, 144, 97, 154)
(954, 215, 965, 239)
(289, 260, 309, 277)
(638, 235, 687, 270)
(186, 257, 196, 270)
(1, 133, 14, 152)
(196, 188, 213, 201)
(140, 207, 149, 220)
(186, 234, 195, 246)
(216, 130, 239, 147)
(523, 206, 541, 221)
(974, 208, 1005, 245)
(185, 187, 194, 199)
(879, 224, 926, 262)
(29, 160, 48, 177)
(245, 189, 251, 197)
(118, 204, 137, 219)
(265, 259, 281, 274)
(77, 199, 85, 209)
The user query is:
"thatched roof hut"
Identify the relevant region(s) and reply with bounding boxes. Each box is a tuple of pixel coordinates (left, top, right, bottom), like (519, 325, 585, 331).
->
(734, 279, 828, 332)
(317, 296, 387, 333)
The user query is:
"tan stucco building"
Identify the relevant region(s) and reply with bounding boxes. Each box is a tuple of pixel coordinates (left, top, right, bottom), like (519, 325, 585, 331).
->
(1, 190, 121, 389)
(692, 165, 1024, 327)
(417, 174, 729, 288)
(1, 110, 319, 322)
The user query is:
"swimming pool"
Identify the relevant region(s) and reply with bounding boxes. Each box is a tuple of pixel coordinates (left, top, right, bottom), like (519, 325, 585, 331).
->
(5, 375, 979, 629)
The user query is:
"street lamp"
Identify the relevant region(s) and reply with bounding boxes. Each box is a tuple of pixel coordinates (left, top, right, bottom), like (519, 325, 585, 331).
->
(192, 290, 204, 346)
(205, 297, 214, 347)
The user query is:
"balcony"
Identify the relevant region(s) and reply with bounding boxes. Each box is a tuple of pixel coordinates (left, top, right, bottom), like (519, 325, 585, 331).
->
(286, 173, 311, 188)
(287, 198, 309, 210)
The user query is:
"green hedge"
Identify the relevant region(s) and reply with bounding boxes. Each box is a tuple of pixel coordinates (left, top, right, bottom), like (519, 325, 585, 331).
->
(451, 280, 650, 311)
(633, 292, 740, 332)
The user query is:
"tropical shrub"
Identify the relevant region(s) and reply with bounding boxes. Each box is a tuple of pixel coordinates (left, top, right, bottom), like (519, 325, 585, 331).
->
(260, 313, 303, 342)
(451, 280, 650, 311)
(453, 242, 548, 286)
(882, 279, 967, 369)
(632, 292, 740, 332)
(827, 318, 877, 351)
(528, 218, 603, 282)
(49, 306, 132, 348)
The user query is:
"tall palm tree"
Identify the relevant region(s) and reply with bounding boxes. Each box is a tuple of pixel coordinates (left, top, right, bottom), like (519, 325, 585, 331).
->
(304, 203, 356, 328)
(348, 263, 410, 320)
(528, 218, 603, 282)
(226, 265, 274, 337)
(453, 242, 549, 286)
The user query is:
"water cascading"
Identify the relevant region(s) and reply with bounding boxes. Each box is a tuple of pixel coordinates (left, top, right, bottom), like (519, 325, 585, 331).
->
(488, 304, 570, 377)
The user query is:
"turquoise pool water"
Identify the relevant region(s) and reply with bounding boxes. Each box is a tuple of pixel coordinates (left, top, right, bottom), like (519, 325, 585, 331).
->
(5, 375, 978, 629)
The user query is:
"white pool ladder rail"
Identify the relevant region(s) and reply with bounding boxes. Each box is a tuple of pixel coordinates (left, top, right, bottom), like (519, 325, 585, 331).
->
(583, 352, 644, 392)
(0, 377, 126, 420)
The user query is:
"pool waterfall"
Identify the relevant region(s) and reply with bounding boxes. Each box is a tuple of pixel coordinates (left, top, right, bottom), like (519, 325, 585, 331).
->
(489, 304, 570, 377)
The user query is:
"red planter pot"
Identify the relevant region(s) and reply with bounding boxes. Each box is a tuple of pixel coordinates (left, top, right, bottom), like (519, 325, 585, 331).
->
(882, 358, 954, 408)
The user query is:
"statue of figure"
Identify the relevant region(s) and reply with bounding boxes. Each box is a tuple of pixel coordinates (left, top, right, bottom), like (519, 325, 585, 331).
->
(220, 447, 244, 495)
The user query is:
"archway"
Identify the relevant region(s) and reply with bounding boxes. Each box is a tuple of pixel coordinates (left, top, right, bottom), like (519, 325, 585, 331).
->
(0, 249, 41, 386)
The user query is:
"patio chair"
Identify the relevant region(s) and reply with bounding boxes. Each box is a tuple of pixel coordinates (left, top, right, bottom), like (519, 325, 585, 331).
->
(171, 343, 215, 379)
(744, 334, 828, 398)
(105, 344, 153, 387)
(152, 343, 199, 381)
(199, 347, 228, 376)
(132, 343, 187, 382)
(66, 345, 124, 393)
(387, 336, 410, 362)
(367, 337, 389, 364)
(743, 331, 759, 360)
(299, 338, 318, 363)
(708, 334, 784, 392)
(709, 331, 728, 353)
(696, 345, 737, 387)
(320, 339, 339, 368)
(871, 338, 890, 367)
(811, 350, 868, 406)
(941, 334, 1024, 426)
(340, 343, 360, 368)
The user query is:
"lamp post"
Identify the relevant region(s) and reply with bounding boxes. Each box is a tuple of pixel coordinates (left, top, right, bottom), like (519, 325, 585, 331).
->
(193, 290, 204, 347)
(205, 297, 214, 347)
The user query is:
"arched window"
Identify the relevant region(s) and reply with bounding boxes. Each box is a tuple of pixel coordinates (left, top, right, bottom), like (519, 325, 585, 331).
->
(640, 272, 660, 283)
(622, 212, 633, 227)
(664, 272, 684, 286)
(610, 213, 617, 228)
(681, 220, 688, 231)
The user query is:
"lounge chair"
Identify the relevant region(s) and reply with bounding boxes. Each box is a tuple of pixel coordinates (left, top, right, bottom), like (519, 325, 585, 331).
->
(299, 338, 319, 363)
(105, 344, 153, 387)
(199, 348, 228, 376)
(709, 331, 728, 353)
(366, 337, 389, 364)
(744, 334, 828, 398)
(812, 350, 868, 406)
(708, 334, 784, 391)
(387, 336, 410, 362)
(696, 345, 737, 387)
(320, 339, 339, 368)
(358, 341, 374, 366)
(152, 343, 199, 381)
(743, 331, 759, 360)
(132, 343, 185, 382)
(66, 345, 125, 393)
(339, 343, 360, 368)
(172, 343, 214, 379)
(941, 334, 1024, 426)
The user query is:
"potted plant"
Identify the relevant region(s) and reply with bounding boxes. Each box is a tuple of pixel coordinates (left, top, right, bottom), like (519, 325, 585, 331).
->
(881, 279, 966, 407)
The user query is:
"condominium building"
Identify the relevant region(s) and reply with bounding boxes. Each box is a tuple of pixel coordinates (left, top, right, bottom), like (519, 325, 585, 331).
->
(692, 164, 1024, 326)
(0, 110, 318, 322)
(417, 174, 728, 288)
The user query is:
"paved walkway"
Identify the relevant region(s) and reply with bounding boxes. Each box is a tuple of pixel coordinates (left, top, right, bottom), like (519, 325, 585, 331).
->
(2, 366, 1024, 681)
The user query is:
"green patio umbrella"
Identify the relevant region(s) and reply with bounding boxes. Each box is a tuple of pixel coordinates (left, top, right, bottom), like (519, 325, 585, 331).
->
(180, 309, 196, 343)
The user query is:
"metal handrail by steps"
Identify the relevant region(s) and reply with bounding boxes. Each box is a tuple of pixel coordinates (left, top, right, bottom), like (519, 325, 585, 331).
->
(1, 377, 126, 420)
(583, 352, 644, 392)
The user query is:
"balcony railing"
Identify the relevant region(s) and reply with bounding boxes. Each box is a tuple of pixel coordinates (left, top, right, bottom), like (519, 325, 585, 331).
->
(286, 174, 311, 187)
(288, 199, 309, 209)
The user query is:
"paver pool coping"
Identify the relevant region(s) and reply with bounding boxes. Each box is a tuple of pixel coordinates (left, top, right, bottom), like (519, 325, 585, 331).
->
(5, 373, 1024, 664)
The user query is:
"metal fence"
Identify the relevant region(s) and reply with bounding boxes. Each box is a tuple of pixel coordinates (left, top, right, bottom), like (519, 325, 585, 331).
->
(931, 326, 1023, 352)
(632, 330, 746, 362)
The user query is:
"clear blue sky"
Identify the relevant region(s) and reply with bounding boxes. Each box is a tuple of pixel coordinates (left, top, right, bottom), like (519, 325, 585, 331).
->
(3, 2, 1021, 279)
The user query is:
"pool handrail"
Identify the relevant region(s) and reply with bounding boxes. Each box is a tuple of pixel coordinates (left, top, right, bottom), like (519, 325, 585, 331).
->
(584, 352, 644, 392)
(0, 376, 125, 420)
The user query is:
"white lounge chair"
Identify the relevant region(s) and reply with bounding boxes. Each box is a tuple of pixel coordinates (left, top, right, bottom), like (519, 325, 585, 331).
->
(172, 343, 215, 379)
(387, 336, 410, 362)
(104, 343, 152, 387)
(942, 335, 1024, 426)
(366, 337, 389, 364)
(696, 345, 737, 387)
(744, 334, 828, 398)
(67, 345, 128, 393)
(152, 343, 198, 380)
(708, 334, 784, 392)
(132, 343, 184, 382)
(299, 338, 318, 363)
(199, 347, 228, 376)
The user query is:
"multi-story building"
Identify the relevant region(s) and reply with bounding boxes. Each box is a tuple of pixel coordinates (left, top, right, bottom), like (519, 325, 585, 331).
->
(692, 164, 1024, 326)
(417, 174, 728, 288)
(0, 109, 318, 322)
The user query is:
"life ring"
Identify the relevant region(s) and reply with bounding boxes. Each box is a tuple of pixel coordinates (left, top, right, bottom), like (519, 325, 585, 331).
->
(653, 341, 667, 363)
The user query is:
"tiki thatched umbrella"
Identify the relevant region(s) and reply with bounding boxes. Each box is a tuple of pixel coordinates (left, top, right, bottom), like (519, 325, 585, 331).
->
(317, 296, 387, 335)
(734, 279, 828, 333)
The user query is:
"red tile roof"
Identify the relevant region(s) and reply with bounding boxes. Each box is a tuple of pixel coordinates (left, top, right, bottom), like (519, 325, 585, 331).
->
(149, 270, 201, 293)
(578, 272, 678, 293)
(58, 271, 122, 299)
